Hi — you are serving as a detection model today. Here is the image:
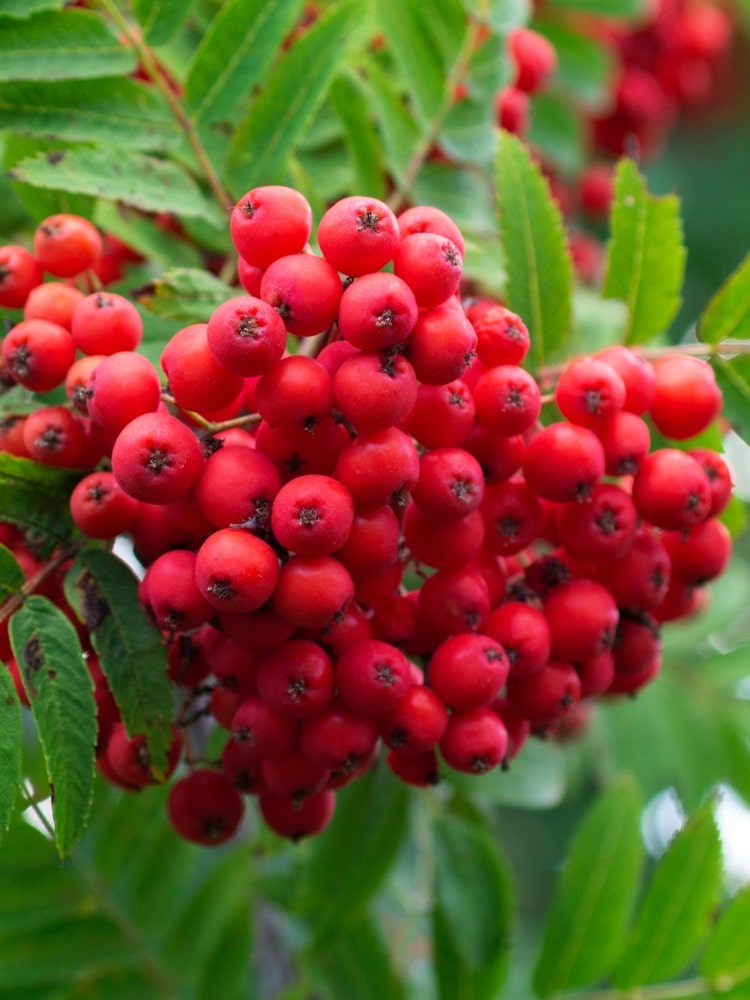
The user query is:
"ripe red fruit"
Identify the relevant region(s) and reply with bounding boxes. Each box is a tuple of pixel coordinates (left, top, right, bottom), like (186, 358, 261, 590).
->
(555, 356, 627, 427)
(194, 444, 281, 530)
(429, 633, 509, 711)
(440, 707, 509, 774)
(632, 448, 712, 530)
(334, 639, 412, 717)
(2, 319, 76, 392)
(523, 422, 606, 502)
(506, 659, 582, 728)
(259, 789, 336, 840)
(337, 271, 418, 351)
(112, 411, 204, 504)
(650, 355, 722, 439)
(397, 204, 465, 256)
(393, 232, 463, 309)
(317, 195, 400, 275)
(0, 245, 43, 308)
(256, 639, 335, 719)
(509, 27, 557, 94)
(70, 470, 139, 539)
(194, 528, 279, 614)
(379, 686, 449, 754)
(260, 253, 343, 338)
(474, 364, 542, 436)
(271, 474, 354, 556)
(273, 554, 355, 629)
(230, 185, 313, 269)
(470, 305, 530, 367)
(33, 213, 102, 277)
(544, 579, 619, 663)
(484, 601, 552, 678)
(22, 405, 86, 468)
(24, 281, 84, 329)
(206, 295, 287, 376)
(70, 291, 143, 355)
(161, 323, 244, 415)
(167, 769, 245, 846)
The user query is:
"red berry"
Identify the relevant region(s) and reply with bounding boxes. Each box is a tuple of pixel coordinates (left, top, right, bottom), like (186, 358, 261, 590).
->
(167, 769, 245, 846)
(318, 195, 399, 275)
(33, 213, 102, 278)
(230, 185, 313, 269)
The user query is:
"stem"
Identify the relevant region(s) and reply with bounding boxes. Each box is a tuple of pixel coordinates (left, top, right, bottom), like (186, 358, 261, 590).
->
(551, 975, 744, 1000)
(386, 15, 485, 214)
(19, 787, 179, 998)
(98, 0, 233, 214)
(538, 340, 750, 385)
(0, 540, 83, 627)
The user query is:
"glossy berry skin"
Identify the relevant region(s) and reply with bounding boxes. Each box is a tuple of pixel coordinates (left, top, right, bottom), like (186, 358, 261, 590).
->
(256, 639, 335, 719)
(273, 555, 354, 629)
(403, 504, 485, 570)
(70, 291, 143, 355)
(333, 348, 418, 434)
(506, 659, 582, 729)
(317, 195, 400, 275)
(411, 447, 485, 519)
(523, 422, 606, 502)
(402, 380, 476, 449)
(484, 602, 552, 678)
(2, 319, 76, 392)
(85, 351, 162, 442)
(260, 253, 343, 338)
(439, 707, 508, 774)
(544, 579, 619, 663)
(556, 483, 638, 564)
(0, 245, 43, 308)
(595, 411, 651, 477)
(112, 412, 204, 505)
(161, 323, 244, 415)
(70, 470, 139, 539)
(194, 444, 281, 530)
(231, 697, 298, 759)
(206, 295, 287, 376)
(195, 528, 279, 614)
(271, 474, 354, 556)
(337, 271, 418, 351)
(595, 345, 655, 414)
(22, 405, 86, 468)
(661, 518, 732, 586)
(688, 448, 733, 517)
(470, 305, 530, 367)
(393, 232, 463, 309)
(259, 789, 336, 840)
(407, 305, 477, 386)
(632, 449, 712, 530)
(480, 479, 544, 556)
(335, 639, 412, 717)
(509, 27, 557, 94)
(254, 355, 333, 429)
(650, 356, 722, 439)
(428, 633, 509, 711)
(229, 185, 313, 269)
(397, 204, 465, 256)
(474, 365, 542, 436)
(298, 700, 379, 772)
(25, 281, 84, 329)
(33, 213, 102, 277)
(167, 769, 244, 846)
(141, 549, 214, 632)
(379, 686, 449, 754)
(387, 748, 440, 787)
(554, 356, 626, 427)
(334, 427, 419, 507)
(597, 529, 671, 610)
(496, 86, 529, 134)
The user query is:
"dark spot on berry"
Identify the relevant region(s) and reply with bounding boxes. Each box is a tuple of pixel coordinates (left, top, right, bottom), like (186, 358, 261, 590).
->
(375, 662, 396, 687)
(376, 307, 395, 328)
(237, 314, 259, 338)
(288, 678, 307, 701)
(357, 210, 380, 232)
(298, 506, 319, 527)
(596, 508, 618, 535)
(207, 578, 236, 602)
(146, 448, 172, 474)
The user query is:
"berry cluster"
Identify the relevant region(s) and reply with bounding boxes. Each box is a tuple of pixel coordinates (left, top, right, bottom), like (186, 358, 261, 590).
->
(0, 186, 733, 847)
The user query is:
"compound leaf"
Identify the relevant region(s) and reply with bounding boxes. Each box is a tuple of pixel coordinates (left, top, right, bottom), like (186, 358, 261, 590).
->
(0, 9, 134, 80)
(132, 0, 194, 46)
(223, 1, 358, 195)
(533, 777, 644, 997)
(64, 548, 174, 777)
(9, 146, 220, 223)
(0, 78, 180, 150)
(185, 0, 304, 126)
(603, 157, 686, 344)
(613, 803, 723, 988)
(699, 252, 750, 343)
(433, 811, 513, 994)
(131, 267, 236, 323)
(0, 667, 22, 846)
(0, 544, 24, 601)
(9, 596, 96, 856)
(0, 453, 79, 558)
(701, 883, 750, 987)
(496, 128, 573, 369)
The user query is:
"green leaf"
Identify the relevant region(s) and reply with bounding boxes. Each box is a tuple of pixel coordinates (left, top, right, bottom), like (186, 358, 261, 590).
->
(223, 1, 358, 194)
(64, 549, 174, 777)
(361, 55, 422, 186)
(701, 884, 750, 987)
(495, 129, 573, 369)
(0, 77, 181, 150)
(295, 766, 410, 945)
(441, 96, 497, 166)
(433, 812, 513, 985)
(375, 0, 454, 126)
(699, 253, 750, 343)
(614, 803, 723, 988)
(603, 158, 686, 344)
(8, 146, 220, 222)
(433, 903, 508, 1000)
(485, 0, 530, 33)
(132, 0, 194, 46)
(131, 266, 236, 323)
(304, 911, 407, 1000)
(0, 9, 135, 80)
(329, 72, 387, 200)
(0, 453, 79, 558)
(0, 0, 64, 15)
(93, 200, 203, 269)
(0, 667, 22, 845)
(535, 21, 615, 109)
(9, 596, 96, 856)
(713, 355, 750, 442)
(527, 92, 585, 175)
(0, 543, 24, 600)
(533, 777, 644, 997)
(185, 0, 304, 126)
(547, 0, 646, 14)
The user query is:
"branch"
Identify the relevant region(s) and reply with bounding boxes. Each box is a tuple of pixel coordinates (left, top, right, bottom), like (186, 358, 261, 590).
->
(97, 0, 234, 214)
